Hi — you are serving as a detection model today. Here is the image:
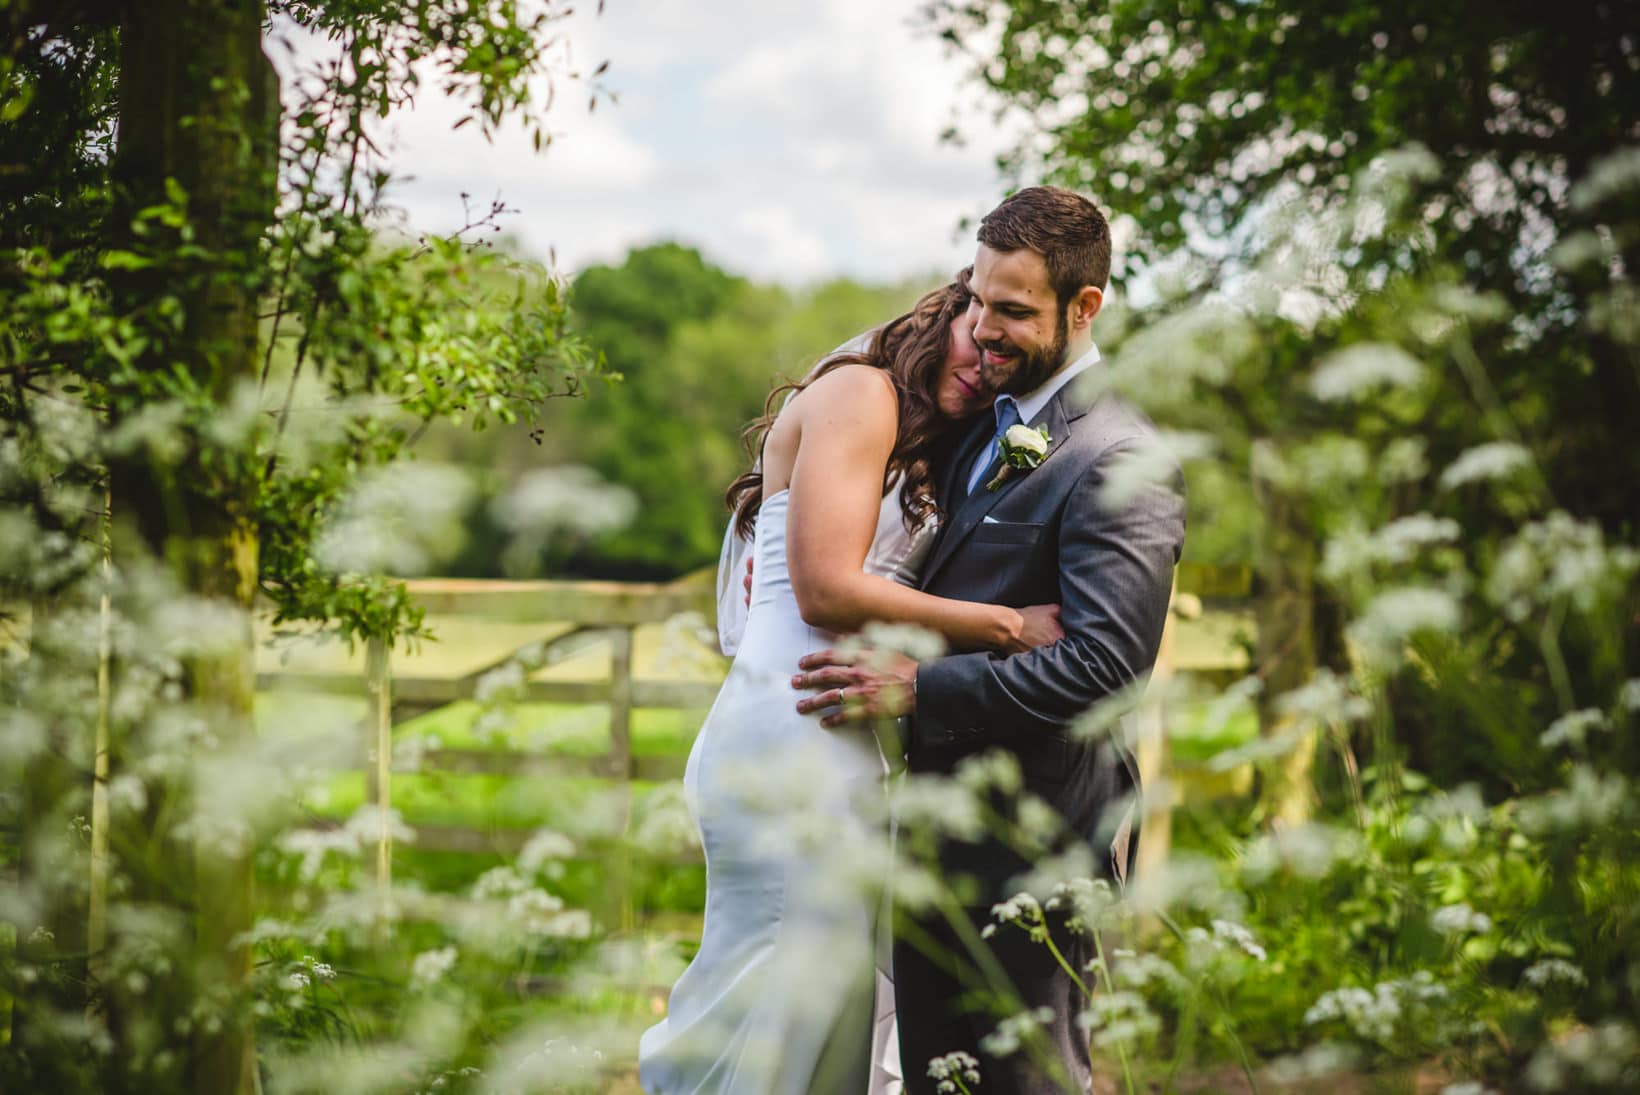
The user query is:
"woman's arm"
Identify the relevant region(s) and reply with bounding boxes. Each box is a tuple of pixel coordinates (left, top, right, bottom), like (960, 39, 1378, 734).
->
(780, 365, 1051, 654)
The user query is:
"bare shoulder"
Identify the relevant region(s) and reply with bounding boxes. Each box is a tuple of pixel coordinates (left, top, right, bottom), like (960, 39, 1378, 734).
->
(790, 363, 898, 422)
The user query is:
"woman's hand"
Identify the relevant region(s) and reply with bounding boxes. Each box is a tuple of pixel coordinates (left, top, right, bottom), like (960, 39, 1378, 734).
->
(1007, 604, 1063, 653)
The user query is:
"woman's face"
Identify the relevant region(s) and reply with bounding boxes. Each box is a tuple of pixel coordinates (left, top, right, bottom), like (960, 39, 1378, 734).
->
(933, 309, 990, 420)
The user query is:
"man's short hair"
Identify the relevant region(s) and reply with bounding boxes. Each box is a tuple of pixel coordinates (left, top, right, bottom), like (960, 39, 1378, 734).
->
(977, 186, 1112, 302)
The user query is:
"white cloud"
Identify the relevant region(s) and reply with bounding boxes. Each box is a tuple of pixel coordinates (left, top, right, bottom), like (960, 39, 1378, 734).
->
(272, 0, 1024, 284)
(730, 206, 834, 281)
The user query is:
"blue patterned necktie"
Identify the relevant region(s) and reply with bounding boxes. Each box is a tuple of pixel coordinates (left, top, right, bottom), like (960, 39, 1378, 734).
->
(967, 396, 1022, 495)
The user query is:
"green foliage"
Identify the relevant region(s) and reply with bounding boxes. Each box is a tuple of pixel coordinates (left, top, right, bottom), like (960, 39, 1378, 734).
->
(1, 3, 616, 1092)
(926, 1, 1639, 1086)
(532, 244, 924, 576)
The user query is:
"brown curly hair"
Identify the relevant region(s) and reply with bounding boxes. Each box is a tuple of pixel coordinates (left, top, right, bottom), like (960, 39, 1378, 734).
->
(724, 274, 977, 540)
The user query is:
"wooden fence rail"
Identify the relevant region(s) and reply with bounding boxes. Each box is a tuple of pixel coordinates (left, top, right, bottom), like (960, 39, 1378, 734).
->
(257, 564, 1252, 892)
(257, 575, 722, 886)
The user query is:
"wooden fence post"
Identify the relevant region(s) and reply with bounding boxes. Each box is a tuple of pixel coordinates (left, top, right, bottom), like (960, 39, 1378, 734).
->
(608, 625, 634, 779)
(365, 637, 392, 893)
(1135, 600, 1176, 886)
(608, 625, 635, 930)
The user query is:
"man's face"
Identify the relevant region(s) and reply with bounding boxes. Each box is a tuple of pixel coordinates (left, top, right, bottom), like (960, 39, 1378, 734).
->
(966, 243, 1070, 397)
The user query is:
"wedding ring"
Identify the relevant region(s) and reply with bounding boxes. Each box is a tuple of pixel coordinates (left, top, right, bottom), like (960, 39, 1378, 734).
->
(830, 689, 844, 707)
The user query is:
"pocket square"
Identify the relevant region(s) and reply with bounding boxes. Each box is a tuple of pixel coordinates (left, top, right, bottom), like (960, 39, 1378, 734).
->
(982, 515, 1000, 524)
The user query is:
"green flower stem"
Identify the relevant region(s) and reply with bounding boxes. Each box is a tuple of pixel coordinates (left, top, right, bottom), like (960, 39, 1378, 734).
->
(1157, 911, 1260, 1095)
(933, 893, 1078, 1094)
(1087, 924, 1137, 1095)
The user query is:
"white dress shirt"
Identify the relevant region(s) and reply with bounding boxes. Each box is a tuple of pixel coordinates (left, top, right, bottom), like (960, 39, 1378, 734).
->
(966, 342, 1102, 492)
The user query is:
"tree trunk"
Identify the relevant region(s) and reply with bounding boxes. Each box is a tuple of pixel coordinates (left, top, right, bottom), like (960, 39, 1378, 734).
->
(1251, 447, 1319, 826)
(105, 3, 276, 1091)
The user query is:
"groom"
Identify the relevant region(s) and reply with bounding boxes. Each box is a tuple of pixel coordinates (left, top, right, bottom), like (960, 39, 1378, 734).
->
(793, 187, 1186, 1093)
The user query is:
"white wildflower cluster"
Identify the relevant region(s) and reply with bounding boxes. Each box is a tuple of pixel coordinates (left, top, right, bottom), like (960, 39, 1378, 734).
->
(1265, 1041, 1364, 1083)
(1045, 877, 1116, 935)
(469, 865, 591, 939)
(892, 774, 986, 843)
(415, 1066, 482, 1094)
(1274, 669, 1372, 726)
(1006, 845, 1102, 908)
(392, 731, 441, 774)
(983, 892, 1044, 940)
(1521, 958, 1586, 990)
(1309, 342, 1425, 402)
(1209, 918, 1268, 960)
(1076, 990, 1161, 1048)
(1485, 511, 1639, 625)
(629, 783, 701, 857)
(1439, 1082, 1496, 1095)
(1242, 823, 1359, 883)
(1127, 854, 1237, 917)
(492, 466, 638, 577)
(1567, 145, 1640, 212)
(1404, 784, 1487, 851)
(1437, 441, 1532, 491)
(275, 805, 415, 882)
(471, 865, 531, 900)
(314, 462, 476, 576)
(1430, 903, 1493, 936)
(410, 945, 459, 988)
(1347, 585, 1462, 665)
(174, 796, 261, 859)
(474, 659, 529, 705)
(302, 955, 336, 981)
(1098, 431, 1213, 508)
(1378, 436, 1428, 483)
(490, 1033, 608, 1091)
(1524, 1020, 1638, 1091)
(1014, 794, 1065, 851)
(1619, 678, 1640, 712)
(842, 620, 949, 664)
(1539, 708, 1606, 751)
(955, 750, 1023, 797)
(1070, 679, 1146, 743)
(1303, 971, 1451, 1044)
(926, 1051, 981, 1094)
(1097, 302, 1249, 414)
(1320, 513, 1461, 583)
(517, 828, 576, 875)
(978, 1007, 1055, 1057)
(1518, 766, 1632, 836)
(510, 890, 593, 940)
(1111, 951, 1188, 994)
(148, 595, 250, 660)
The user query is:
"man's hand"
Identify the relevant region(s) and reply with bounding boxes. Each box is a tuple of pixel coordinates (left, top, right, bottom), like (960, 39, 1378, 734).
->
(792, 647, 917, 729)
(743, 557, 753, 609)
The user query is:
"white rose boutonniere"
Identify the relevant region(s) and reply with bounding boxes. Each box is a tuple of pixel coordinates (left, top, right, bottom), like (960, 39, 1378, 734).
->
(986, 423, 1052, 491)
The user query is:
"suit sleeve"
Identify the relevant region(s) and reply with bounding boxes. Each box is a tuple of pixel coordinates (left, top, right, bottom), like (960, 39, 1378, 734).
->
(912, 440, 1186, 754)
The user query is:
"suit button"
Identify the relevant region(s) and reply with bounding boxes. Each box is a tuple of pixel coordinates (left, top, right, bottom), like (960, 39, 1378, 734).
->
(944, 729, 960, 744)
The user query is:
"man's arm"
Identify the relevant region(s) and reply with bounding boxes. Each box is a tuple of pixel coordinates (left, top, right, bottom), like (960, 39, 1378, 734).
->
(912, 441, 1185, 754)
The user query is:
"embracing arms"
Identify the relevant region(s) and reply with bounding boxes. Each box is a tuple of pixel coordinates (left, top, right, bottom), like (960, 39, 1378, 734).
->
(910, 440, 1185, 750)
(776, 365, 1059, 654)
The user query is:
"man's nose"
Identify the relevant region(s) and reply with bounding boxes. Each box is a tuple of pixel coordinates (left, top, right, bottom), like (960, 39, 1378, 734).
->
(971, 304, 1002, 344)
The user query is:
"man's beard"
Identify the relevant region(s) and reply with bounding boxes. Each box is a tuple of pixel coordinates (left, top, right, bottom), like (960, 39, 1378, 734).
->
(979, 309, 1070, 397)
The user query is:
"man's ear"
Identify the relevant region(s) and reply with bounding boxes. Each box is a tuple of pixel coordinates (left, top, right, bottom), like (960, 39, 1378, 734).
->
(1068, 285, 1104, 332)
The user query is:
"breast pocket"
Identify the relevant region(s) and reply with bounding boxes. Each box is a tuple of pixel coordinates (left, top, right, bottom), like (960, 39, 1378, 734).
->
(971, 520, 1043, 546)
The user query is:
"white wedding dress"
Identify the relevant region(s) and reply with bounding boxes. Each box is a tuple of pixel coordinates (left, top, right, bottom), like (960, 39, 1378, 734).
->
(638, 485, 935, 1095)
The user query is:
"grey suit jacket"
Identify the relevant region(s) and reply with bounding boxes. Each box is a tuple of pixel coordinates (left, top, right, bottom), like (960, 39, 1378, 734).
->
(911, 380, 1186, 897)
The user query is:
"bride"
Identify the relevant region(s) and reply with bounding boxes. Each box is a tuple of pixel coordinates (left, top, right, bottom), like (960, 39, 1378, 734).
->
(638, 275, 1063, 1094)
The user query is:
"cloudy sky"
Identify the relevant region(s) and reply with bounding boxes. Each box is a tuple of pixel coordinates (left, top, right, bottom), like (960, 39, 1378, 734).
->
(321, 1, 1020, 285)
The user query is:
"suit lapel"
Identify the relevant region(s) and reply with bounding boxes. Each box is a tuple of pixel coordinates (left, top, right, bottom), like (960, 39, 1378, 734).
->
(922, 393, 1077, 587)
